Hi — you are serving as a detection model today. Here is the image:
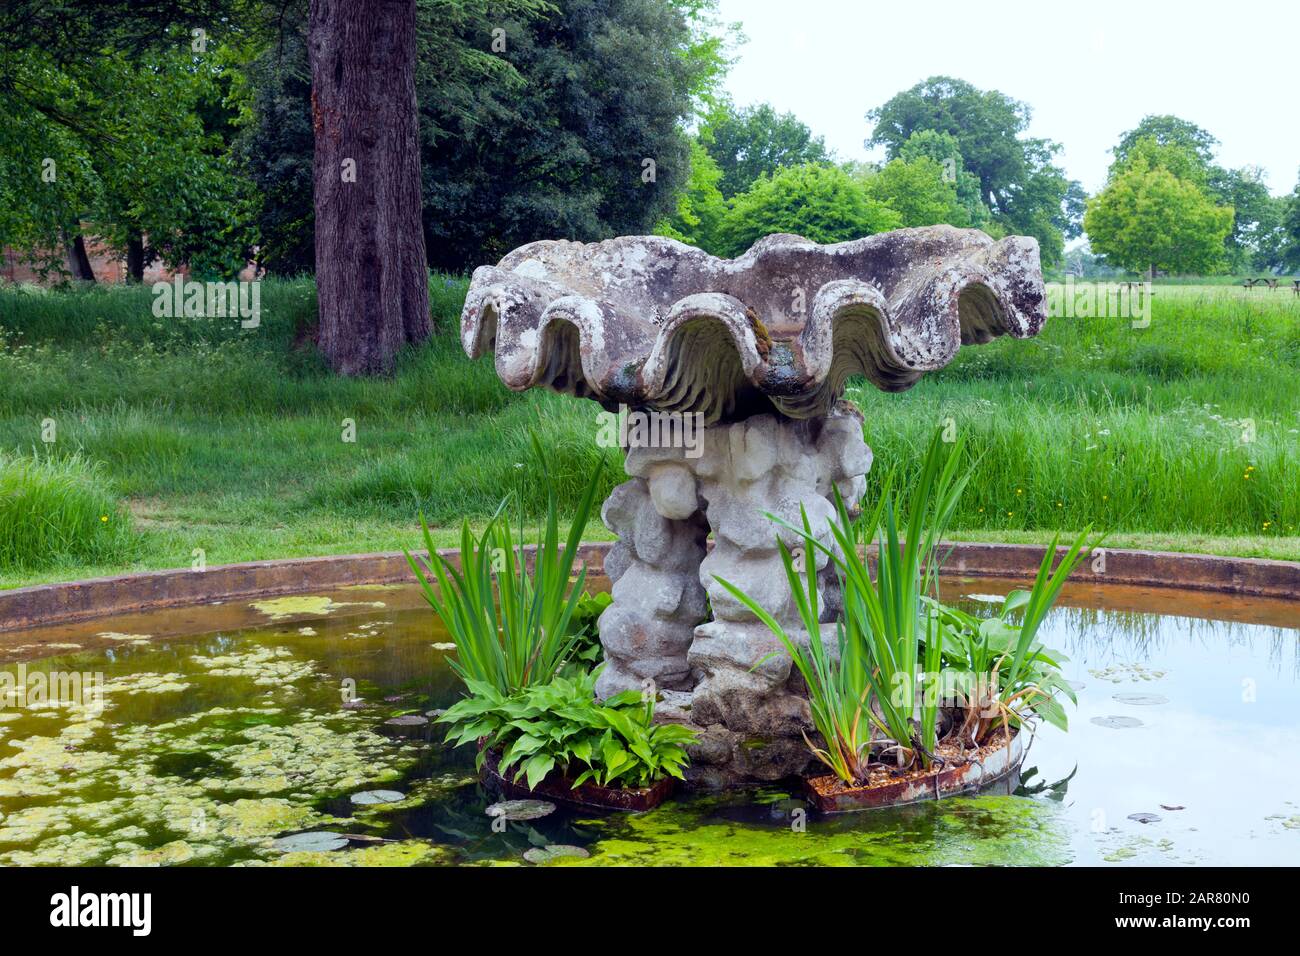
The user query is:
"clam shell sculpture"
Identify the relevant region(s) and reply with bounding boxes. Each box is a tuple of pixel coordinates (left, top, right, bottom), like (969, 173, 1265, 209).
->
(458, 225, 1048, 787)
(460, 225, 1046, 424)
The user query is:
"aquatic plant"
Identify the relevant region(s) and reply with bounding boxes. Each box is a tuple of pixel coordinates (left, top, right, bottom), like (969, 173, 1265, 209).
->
(714, 508, 874, 786)
(565, 590, 612, 670)
(717, 430, 968, 777)
(405, 435, 606, 695)
(927, 528, 1098, 744)
(717, 430, 1099, 785)
(437, 666, 697, 791)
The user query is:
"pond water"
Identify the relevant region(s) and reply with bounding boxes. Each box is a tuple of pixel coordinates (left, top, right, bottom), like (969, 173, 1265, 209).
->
(1, 579, 1297, 866)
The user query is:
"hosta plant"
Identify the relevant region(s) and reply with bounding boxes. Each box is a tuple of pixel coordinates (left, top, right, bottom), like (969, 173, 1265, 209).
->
(564, 590, 612, 671)
(436, 666, 698, 791)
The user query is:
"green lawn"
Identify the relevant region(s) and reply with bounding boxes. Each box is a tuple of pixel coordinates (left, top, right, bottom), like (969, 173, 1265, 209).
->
(2, 278, 1298, 588)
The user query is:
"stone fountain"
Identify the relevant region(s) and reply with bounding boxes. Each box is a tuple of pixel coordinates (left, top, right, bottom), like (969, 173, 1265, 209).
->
(460, 226, 1046, 786)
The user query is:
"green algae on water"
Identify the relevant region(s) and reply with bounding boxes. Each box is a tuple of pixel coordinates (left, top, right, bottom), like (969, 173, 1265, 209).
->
(546, 792, 1073, 867)
(248, 596, 385, 622)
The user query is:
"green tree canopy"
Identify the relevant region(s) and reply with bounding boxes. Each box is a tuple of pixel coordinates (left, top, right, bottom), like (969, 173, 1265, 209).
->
(0, 38, 256, 279)
(1282, 171, 1300, 271)
(1113, 115, 1219, 169)
(1209, 165, 1286, 272)
(866, 76, 1078, 263)
(655, 141, 727, 253)
(426, 0, 726, 270)
(243, 0, 731, 274)
(1110, 119, 1288, 272)
(1084, 153, 1233, 275)
(896, 129, 992, 228)
(699, 98, 831, 198)
(716, 163, 901, 258)
(861, 156, 968, 229)
(1112, 135, 1210, 187)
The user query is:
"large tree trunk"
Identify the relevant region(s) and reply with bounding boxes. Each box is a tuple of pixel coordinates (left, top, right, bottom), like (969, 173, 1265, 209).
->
(63, 230, 95, 282)
(126, 231, 145, 283)
(308, 0, 430, 375)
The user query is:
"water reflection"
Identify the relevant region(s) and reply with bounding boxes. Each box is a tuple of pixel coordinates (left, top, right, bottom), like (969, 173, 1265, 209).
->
(0, 583, 1297, 866)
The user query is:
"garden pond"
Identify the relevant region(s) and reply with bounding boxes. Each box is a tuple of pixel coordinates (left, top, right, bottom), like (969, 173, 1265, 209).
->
(1, 578, 1297, 867)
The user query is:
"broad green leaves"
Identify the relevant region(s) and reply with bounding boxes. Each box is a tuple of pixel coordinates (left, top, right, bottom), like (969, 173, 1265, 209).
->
(437, 666, 697, 791)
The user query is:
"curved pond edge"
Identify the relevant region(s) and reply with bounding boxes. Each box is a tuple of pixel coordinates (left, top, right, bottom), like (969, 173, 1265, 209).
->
(1, 541, 1297, 633)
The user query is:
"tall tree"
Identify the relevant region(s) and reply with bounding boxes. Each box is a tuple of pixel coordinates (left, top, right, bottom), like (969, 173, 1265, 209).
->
(237, 27, 317, 275)
(308, 0, 429, 375)
(0, 33, 255, 281)
(1283, 171, 1300, 271)
(420, 0, 728, 271)
(700, 98, 830, 198)
(1084, 152, 1233, 276)
(866, 76, 1076, 263)
(1209, 165, 1283, 272)
(1111, 119, 1287, 273)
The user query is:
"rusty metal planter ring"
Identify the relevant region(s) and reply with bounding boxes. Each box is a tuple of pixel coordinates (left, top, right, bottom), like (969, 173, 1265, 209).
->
(803, 730, 1025, 813)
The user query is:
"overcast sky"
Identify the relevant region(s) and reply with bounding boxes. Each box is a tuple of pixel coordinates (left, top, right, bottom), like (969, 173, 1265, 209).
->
(715, 0, 1299, 196)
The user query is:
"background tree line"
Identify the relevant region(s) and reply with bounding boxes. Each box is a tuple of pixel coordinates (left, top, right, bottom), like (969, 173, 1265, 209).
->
(2, 2, 1299, 366)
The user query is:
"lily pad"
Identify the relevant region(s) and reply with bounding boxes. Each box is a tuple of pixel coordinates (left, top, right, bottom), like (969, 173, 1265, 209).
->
(1091, 715, 1143, 729)
(1128, 812, 1161, 824)
(350, 789, 405, 806)
(384, 715, 428, 727)
(486, 800, 556, 821)
(523, 844, 589, 864)
(272, 831, 349, 853)
(1114, 693, 1168, 705)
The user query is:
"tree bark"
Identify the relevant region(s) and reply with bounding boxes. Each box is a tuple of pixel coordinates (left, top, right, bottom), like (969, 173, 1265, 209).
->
(308, 0, 430, 375)
(126, 231, 145, 283)
(64, 230, 95, 282)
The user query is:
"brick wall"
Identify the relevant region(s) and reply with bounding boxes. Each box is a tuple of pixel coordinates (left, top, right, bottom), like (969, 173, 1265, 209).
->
(2, 235, 257, 284)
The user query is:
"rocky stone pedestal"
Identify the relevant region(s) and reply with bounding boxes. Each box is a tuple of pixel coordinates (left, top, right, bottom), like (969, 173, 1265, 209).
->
(596, 402, 871, 786)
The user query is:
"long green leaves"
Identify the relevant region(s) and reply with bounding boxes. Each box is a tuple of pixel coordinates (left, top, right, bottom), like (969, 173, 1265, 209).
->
(718, 428, 1099, 780)
(717, 431, 972, 778)
(714, 508, 875, 786)
(405, 434, 606, 695)
(791, 430, 969, 768)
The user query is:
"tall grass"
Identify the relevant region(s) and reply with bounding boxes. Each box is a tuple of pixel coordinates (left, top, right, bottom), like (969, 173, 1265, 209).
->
(0, 452, 136, 571)
(0, 278, 1296, 586)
